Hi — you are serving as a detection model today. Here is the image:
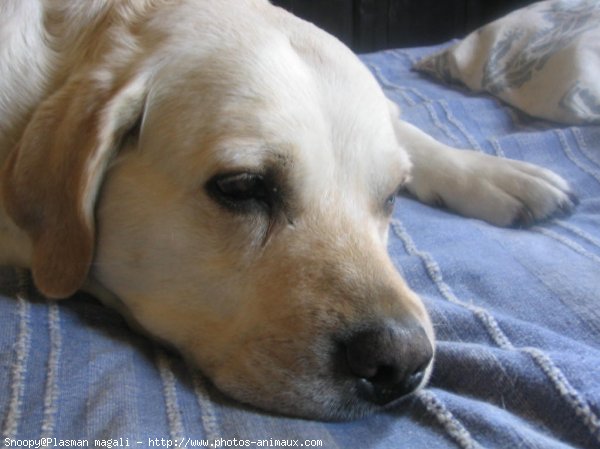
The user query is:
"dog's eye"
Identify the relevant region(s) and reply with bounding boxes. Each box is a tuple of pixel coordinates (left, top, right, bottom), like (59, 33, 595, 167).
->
(384, 182, 405, 215)
(384, 193, 397, 214)
(216, 173, 267, 201)
(207, 172, 272, 213)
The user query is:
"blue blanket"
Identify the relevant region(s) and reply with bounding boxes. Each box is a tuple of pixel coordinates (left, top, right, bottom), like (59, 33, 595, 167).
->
(1, 44, 599, 449)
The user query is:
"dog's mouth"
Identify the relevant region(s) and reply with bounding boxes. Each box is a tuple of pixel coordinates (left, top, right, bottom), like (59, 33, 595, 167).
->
(201, 317, 434, 421)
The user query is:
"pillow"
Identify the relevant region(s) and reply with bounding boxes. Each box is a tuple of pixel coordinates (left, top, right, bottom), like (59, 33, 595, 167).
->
(414, 0, 600, 125)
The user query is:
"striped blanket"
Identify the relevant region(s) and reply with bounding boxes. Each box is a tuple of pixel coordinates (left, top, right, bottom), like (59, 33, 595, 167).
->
(1, 44, 599, 449)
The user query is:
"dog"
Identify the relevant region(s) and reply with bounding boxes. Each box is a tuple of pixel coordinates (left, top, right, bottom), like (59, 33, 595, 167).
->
(0, 0, 576, 420)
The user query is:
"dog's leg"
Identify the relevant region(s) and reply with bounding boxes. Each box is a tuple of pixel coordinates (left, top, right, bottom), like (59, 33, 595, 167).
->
(392, 119, 577, 226)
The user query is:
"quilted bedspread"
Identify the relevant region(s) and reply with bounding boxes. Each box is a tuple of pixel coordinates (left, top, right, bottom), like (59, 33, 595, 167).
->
(1, 43, 599, 449)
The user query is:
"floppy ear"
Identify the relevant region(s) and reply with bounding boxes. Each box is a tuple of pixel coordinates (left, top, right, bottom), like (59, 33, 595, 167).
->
(2, 71, 149, 299)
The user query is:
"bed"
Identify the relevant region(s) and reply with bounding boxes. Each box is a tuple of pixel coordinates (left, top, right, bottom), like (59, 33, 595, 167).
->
(1, 2, 599, 448)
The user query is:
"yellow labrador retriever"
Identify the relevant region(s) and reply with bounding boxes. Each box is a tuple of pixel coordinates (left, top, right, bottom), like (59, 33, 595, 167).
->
(0, 0, 576, 420)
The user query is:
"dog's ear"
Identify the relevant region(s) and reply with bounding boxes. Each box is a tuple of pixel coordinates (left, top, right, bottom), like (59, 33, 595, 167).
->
(2, 71, 150, 299)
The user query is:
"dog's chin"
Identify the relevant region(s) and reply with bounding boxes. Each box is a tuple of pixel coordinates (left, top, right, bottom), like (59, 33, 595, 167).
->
(216, 380, 375, 421)
(231, 386, 426, 421)
(212, 368, 431, 421)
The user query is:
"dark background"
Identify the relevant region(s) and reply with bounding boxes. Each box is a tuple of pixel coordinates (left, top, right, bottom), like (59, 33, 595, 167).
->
(271, 0, 536, 52)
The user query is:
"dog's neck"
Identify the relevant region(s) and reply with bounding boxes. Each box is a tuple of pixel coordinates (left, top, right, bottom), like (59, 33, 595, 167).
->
(0, 198, 31, 269)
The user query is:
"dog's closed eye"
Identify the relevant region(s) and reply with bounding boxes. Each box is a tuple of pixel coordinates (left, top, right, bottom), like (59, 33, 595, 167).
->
(384, 192, 397, 215)
(207, 172, 276, 214)
(383, 182, 406, 216)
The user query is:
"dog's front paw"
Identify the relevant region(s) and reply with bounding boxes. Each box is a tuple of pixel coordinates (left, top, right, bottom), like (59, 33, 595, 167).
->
(409, 150, 578, 227)
(486, 157, 578, 227)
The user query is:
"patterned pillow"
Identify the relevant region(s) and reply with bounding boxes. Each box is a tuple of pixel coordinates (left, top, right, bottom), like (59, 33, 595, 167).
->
(414, 0, 600, 125)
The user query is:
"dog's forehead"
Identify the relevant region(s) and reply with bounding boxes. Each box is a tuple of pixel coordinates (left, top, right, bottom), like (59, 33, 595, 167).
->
(146, 17, 409, 200)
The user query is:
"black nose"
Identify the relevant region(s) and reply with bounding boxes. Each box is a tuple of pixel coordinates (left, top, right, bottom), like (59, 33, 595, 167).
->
(344, 321, 433, 405)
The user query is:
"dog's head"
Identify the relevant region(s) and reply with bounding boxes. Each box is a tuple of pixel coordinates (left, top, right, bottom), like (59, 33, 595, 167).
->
(2, 1, 433, 420)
